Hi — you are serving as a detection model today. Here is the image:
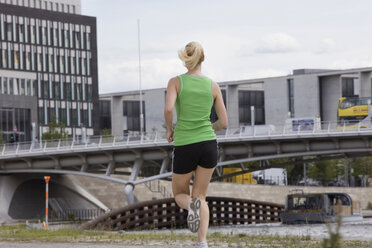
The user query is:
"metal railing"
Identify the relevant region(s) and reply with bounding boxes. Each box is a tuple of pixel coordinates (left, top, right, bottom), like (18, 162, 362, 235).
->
(144, 180, 173, 198)
(50, 208, 106, 221)
(82, 196, 284, 231)
(1, 121, 372, 158)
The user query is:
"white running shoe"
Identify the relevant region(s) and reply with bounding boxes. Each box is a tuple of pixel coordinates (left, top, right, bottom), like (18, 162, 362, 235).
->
(187, 197, 201, 233)
(195, 241, 208, 248)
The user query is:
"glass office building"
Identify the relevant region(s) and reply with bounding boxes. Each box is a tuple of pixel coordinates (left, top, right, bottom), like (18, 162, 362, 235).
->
(0, 0, 98, 142)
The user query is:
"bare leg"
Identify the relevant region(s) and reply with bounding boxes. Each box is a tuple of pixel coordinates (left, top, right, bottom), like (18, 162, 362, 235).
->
(172, 171, 193, 209)
(192, 166, 215, 243)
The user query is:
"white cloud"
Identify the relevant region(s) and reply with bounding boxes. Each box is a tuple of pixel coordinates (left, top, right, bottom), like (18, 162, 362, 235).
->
(254, 33, 300, 54)
(251, 69, 288, 79)
(330, 57, 372, 69)
(83, 1, 372, 93)
(98, 58, 183, 93)
(315, 38, 336, 54)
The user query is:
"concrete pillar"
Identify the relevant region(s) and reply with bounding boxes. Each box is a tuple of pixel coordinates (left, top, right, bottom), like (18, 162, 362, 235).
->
(159, 157, 169, 174)
(0, 176, 21, 222)
(226, 85, 239, 129)
(111, 96, 123, 137)
(359, 72, 372, 97)
(124, 158, 143, 204)
(105, 161, 116, 176)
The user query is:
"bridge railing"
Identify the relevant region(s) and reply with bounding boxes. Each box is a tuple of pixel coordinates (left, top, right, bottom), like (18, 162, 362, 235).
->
(50, 208, 106, 221)
(82, 196, 284, 231)
(1, 121, 372, 157)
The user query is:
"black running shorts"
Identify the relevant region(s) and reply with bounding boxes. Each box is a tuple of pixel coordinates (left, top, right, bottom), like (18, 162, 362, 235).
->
(172, 140, 218, 174)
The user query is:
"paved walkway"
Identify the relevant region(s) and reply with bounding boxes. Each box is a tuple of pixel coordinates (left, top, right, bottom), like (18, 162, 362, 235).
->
(2, 219, 372, 248)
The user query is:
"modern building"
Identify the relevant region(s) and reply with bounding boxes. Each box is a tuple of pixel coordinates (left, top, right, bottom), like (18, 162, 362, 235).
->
(0, 0, 98, 143)
(100, 67, 372, 136)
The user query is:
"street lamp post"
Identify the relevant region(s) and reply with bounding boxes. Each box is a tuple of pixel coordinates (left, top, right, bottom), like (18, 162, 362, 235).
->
(137, 19, 144, 135)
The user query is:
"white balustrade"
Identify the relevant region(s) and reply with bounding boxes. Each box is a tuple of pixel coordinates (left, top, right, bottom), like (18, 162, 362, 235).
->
(1, 122, 372, 157)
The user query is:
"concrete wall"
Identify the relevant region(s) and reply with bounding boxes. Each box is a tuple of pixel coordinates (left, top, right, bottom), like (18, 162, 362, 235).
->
(359, 72, 372, 97)
(293, 74, 320, 118)
(110, 94, 148, 136)
(145, 89, 166, 132)
(104, 69, 372, 132)
(226, 85, 239, 128)
(264, 77, 289, 124)
(0, 175, 21, 222)
(69, 177, 372, 211)
(206, 182, 372, 209)
(111, 96, 123, 137)
(320, 75, 341, 123)
(0, 174, 107, 223)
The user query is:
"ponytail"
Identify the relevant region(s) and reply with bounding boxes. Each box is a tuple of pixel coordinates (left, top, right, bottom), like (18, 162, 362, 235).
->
(178, 41, 204, 70)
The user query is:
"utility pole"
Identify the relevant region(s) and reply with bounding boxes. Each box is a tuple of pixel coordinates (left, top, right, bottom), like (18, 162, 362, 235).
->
(137, 19, 144, 135)
(344, 159, 349, 187)
(44, 176, 50, 229)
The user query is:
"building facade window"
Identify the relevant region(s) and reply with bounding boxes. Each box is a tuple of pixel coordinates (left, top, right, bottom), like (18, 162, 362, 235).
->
(30, 21, 35, 43)
(238, 90, 265, 125)
(342, 77, 356, 97)
(123, 100, 146, 132)
(18, 22, 24, 42)
(99, 100, 111, 131)
(7, 43, 12, 68)
(65, 82, 71, 100)
(0, 108, 31, 142)
(1, 77, 7, 94)
(0, 14, 4, 40)
(0, 4, 98, 139)
(60, 107, 66, 125)
(71, 76, 75, 100)
(7, 23, 12, 41)
(1, 47, 7, 68)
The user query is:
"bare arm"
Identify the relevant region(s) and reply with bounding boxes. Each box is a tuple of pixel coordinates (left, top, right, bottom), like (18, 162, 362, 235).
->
(164, 77, 179, 142)
(212, 82, 228, 131)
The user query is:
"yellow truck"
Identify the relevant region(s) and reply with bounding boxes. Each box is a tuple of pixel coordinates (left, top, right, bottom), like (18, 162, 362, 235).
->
(222, 168, 257, 184)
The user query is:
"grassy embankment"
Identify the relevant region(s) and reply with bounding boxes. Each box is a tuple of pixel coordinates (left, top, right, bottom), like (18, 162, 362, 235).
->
(0, 224, 371, 247)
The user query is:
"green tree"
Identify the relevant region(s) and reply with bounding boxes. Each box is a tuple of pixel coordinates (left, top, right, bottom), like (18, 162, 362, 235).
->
(308, 160, 341, 186)
(285, 157, 305, 185)
(350, 157, 372, 186)
(42, 115, 68, 141)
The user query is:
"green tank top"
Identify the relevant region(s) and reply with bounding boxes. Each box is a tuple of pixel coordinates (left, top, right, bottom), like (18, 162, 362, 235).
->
(174, 74, 216, 146)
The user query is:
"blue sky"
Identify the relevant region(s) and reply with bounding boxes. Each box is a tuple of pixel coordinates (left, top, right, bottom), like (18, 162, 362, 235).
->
(82, 0, 372, 93)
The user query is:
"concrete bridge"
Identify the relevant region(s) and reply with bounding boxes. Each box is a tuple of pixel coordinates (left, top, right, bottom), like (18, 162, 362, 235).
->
(1, 122, 372, 222)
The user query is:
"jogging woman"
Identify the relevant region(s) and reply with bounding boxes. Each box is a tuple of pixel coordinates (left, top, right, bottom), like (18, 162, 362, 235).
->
(164, 41, 227, 248)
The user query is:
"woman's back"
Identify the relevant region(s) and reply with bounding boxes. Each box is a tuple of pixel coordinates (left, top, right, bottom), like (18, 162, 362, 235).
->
(174, 74, 216, 146)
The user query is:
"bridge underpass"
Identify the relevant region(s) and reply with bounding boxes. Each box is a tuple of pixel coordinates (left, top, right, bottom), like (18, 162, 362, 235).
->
(1, 126, 372, 221)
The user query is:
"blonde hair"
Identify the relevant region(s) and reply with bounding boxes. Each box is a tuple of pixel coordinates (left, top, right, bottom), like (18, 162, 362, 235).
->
(178, 41, 205, 70)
